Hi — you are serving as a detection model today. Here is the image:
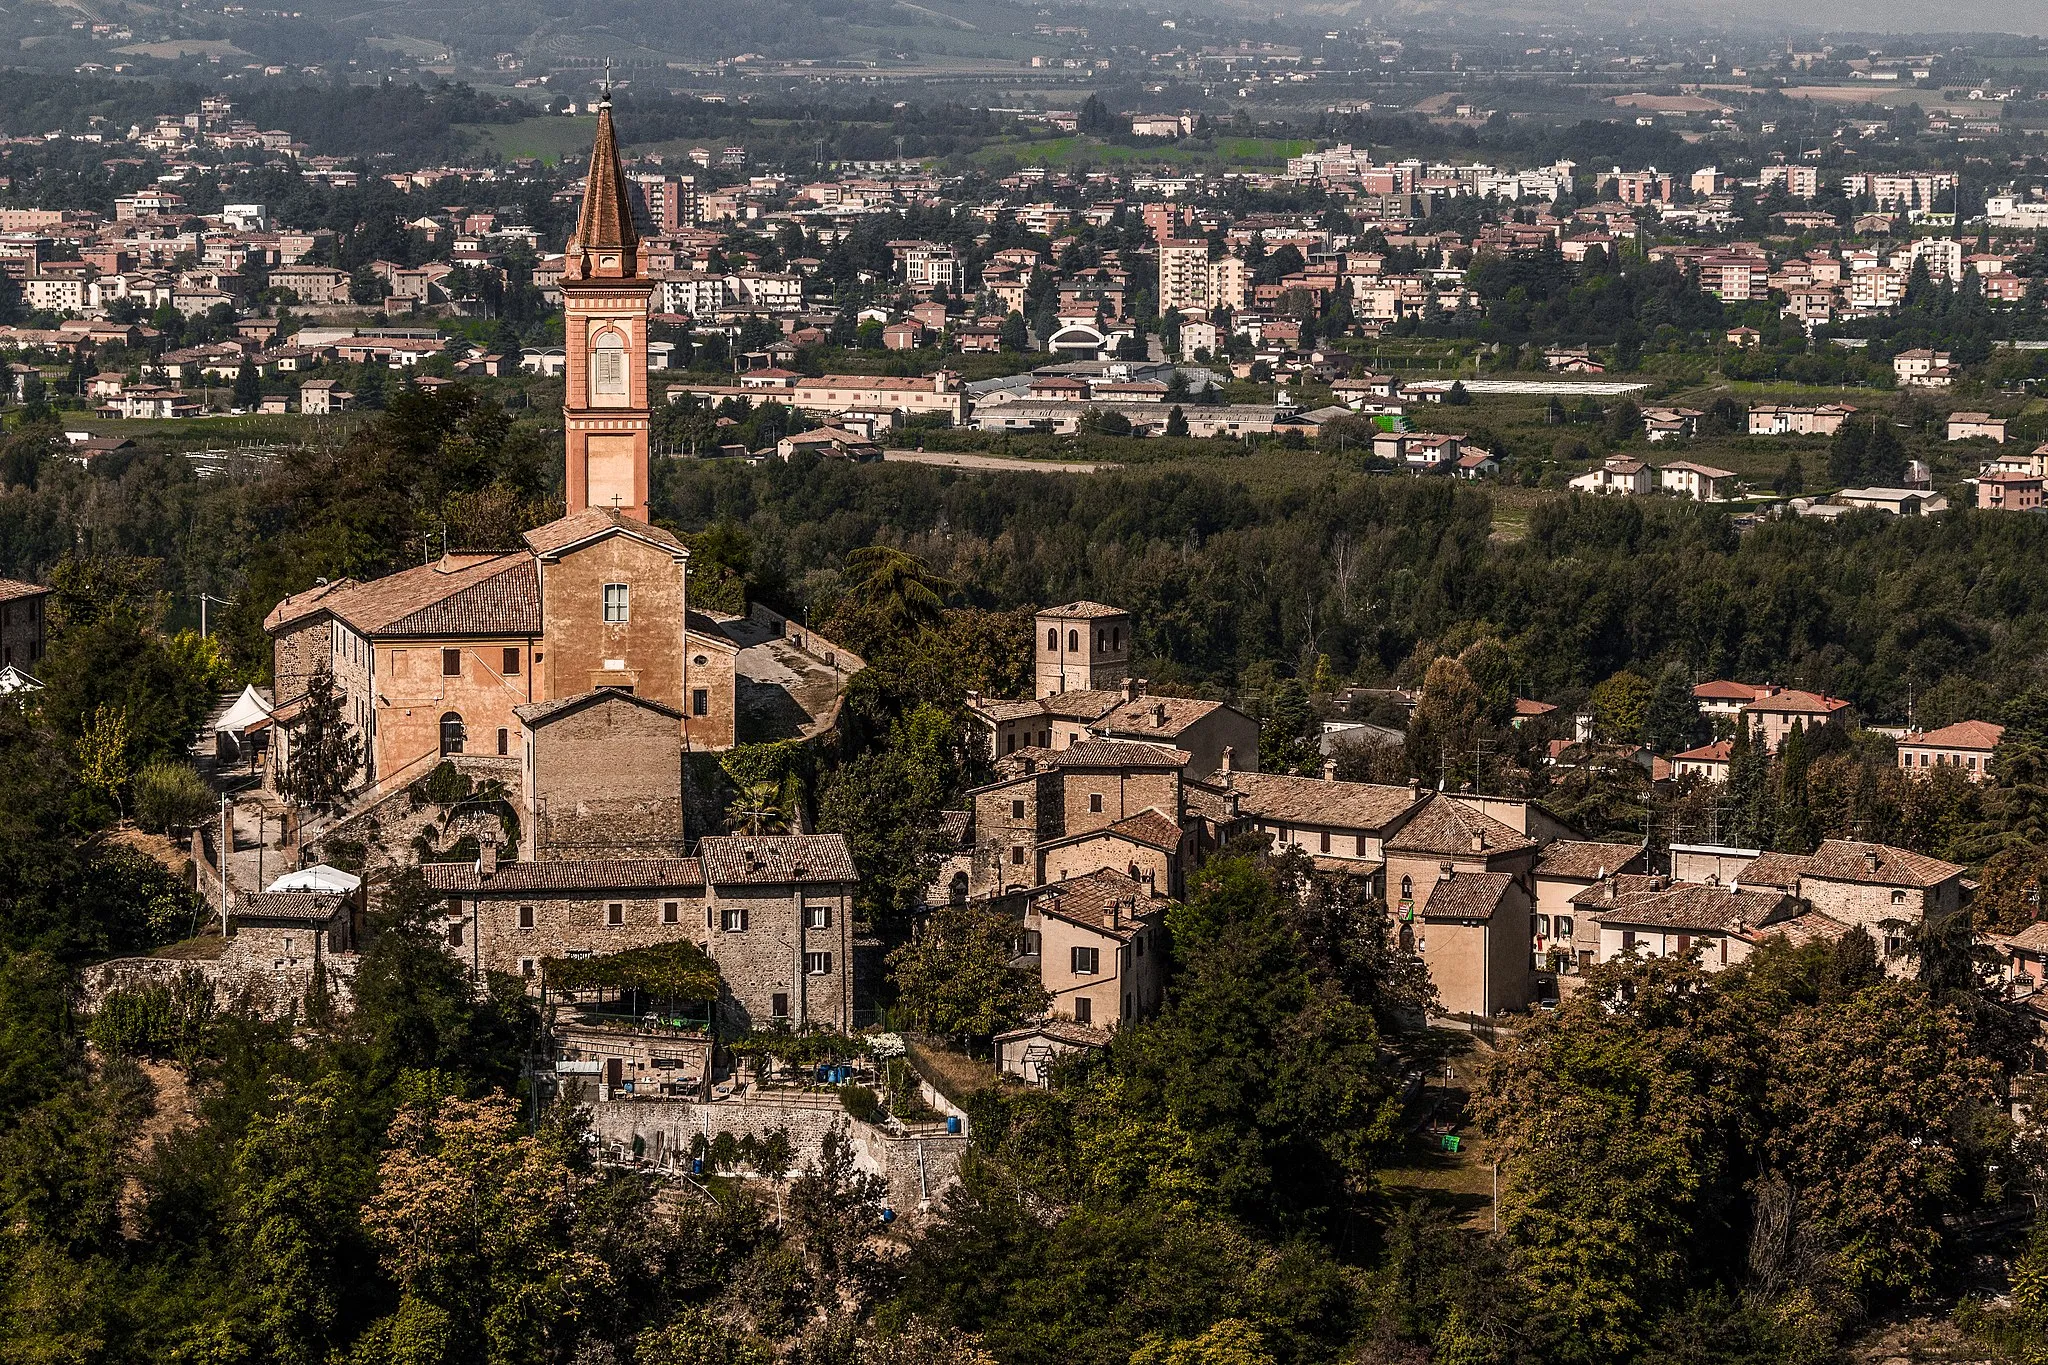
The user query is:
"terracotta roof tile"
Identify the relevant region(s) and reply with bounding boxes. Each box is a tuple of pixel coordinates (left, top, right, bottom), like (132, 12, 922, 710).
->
(235, 890, 351, 924)
(1004, 740, 1191, 771)
(1229, 771, 1423, 831)
(1100, 806, 1184, 851)
(0, 578, 49, 603)
(423, 859, 706, 893)
(1901, 721, 2004, 751)
(1764, 909, 1854, 946)
(523, 507, 688, 558)
(1090, 695, 1231, 740)
(1037, 601, 1127, 619)
(1420, 870, 1515, 921)
(1535, 840, 1648, 881)
(698, 834, 857, 885)
(275, 554, 537, 638)
(1588, 882, 1789, 933)
(1031, 867, 1171, 940)
(381, 559, 541, 637)
(1386, 793, 1536, 856)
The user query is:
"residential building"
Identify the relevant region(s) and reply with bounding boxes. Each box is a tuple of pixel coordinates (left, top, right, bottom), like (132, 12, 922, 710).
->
(1978, 473, 2042, 512)
(1578, 876, 1795, 971)
(1894, 348, 1955, 387)
(1741, 840, 1967, 962)
(0, 579, 49, 673)
(1532, 840, 1649, 972)
(1229, 770, 1429, 895)
(1749, 403, 1856, 436)
(420, 833, 858, 1030)
(1660, 461, 1739, 502)
(1895, 721, 2003, 781)
(1021, 867, 1169, 1029)
(1385, 795, 1539, 1016)
(1672, 739, 1733, 783)
(1568, 456, 1651, 496)
(1947, 412, 2007, 443)
(1157, 239, 1247, 315)
(1741, 688, 1851, 752)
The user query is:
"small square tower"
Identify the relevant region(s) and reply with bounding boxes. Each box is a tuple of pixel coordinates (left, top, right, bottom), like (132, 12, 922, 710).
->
(1035, 601, 1132, 697)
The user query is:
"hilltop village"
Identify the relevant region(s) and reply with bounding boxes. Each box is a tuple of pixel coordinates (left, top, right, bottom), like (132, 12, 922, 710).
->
(5, 24, 2048, 1365)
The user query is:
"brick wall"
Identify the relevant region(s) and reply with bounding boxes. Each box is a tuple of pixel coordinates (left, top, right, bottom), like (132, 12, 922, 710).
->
(540, 534, 688, 713)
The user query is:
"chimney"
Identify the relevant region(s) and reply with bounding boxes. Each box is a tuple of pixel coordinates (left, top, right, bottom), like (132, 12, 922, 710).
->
(1122, 677, 1138, 702)
(1136, 678, 1148, 697)
(1152, 703, 1167, 729)
(1605, 879, 1617, 903)
(1322, 759, 1338, 782)
(1865, 850, 1880, 875)
(966, 690, 981, 707)
(478, 842, 498, 879)
(1102, 905, 1120, 928)
(1220, 746, 1234, 776)
(1408, 778, 1420, 798)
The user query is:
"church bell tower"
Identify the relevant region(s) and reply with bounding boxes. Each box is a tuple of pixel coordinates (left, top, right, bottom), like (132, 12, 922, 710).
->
(561, 78, 654, 523)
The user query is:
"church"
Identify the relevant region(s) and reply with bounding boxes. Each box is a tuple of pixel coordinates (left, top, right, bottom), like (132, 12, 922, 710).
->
(264, 94, 742, 796)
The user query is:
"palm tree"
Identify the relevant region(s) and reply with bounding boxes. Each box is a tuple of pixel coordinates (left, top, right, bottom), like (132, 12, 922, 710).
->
(725, 780, 789, 836)
(841, 545, 955, 631)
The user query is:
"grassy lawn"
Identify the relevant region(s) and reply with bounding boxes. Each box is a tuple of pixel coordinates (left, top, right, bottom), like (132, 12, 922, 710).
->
(1378, 1027, 1498, 1227)
(52, 413, 364, 450)
(458, 117, 599, 165)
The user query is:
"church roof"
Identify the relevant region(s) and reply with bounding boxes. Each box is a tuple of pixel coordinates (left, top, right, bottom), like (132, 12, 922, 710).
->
(270, 553, 540, 639)
(523, 507, 688, 558)
(569, 98, 639, 275)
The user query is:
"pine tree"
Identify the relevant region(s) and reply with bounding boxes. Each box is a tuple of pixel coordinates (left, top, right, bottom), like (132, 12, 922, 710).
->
(1827, 417, 1869, 487)
(233, 358, 261, 411)
(1725, 721, 1774, 850)
(1165, 404, 1189, 438)
(1864, 417, 1907, 485)
(1644, 663, 1701, 755)
(277, 666, 363, 813)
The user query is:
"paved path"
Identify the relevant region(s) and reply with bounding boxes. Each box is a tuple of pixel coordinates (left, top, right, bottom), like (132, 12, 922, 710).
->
(881, 449, 1118, 474)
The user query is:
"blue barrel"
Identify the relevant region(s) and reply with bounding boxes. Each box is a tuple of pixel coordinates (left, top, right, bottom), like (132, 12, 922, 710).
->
(691, 1158, 703, 1175)
(947, 1115, 961, 1134)
(880, 1207, 896, 1224)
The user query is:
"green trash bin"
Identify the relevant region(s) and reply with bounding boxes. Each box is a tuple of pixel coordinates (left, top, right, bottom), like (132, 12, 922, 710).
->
(1441, 1134, 1461, 1154)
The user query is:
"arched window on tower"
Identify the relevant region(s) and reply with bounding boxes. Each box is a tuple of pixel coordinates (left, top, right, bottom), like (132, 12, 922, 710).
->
(589, 328, 628, 405)
(1047, 628, 1058, 650)
(1067, 629, 1079, 651)
(440, 712, 466, 756)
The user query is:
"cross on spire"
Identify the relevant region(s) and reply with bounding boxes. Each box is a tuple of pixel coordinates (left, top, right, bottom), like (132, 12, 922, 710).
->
(601, 57, 613, 104)
(610, 492, 623, 510)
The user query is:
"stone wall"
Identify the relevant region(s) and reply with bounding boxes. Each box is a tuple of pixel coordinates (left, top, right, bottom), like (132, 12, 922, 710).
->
(529, 693, 684, 859)
(81, 946, 359, 1023)
(581, 1092, 966, 1218)
(305, 755, 520, 907)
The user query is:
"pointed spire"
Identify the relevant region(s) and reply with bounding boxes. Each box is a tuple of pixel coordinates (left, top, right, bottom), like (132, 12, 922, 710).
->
(568, 69, 639, 279)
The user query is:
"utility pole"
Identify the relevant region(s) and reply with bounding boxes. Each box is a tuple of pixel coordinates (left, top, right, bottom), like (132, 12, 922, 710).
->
(219, 792, 231, 936)
(199, 592, 234, 639)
